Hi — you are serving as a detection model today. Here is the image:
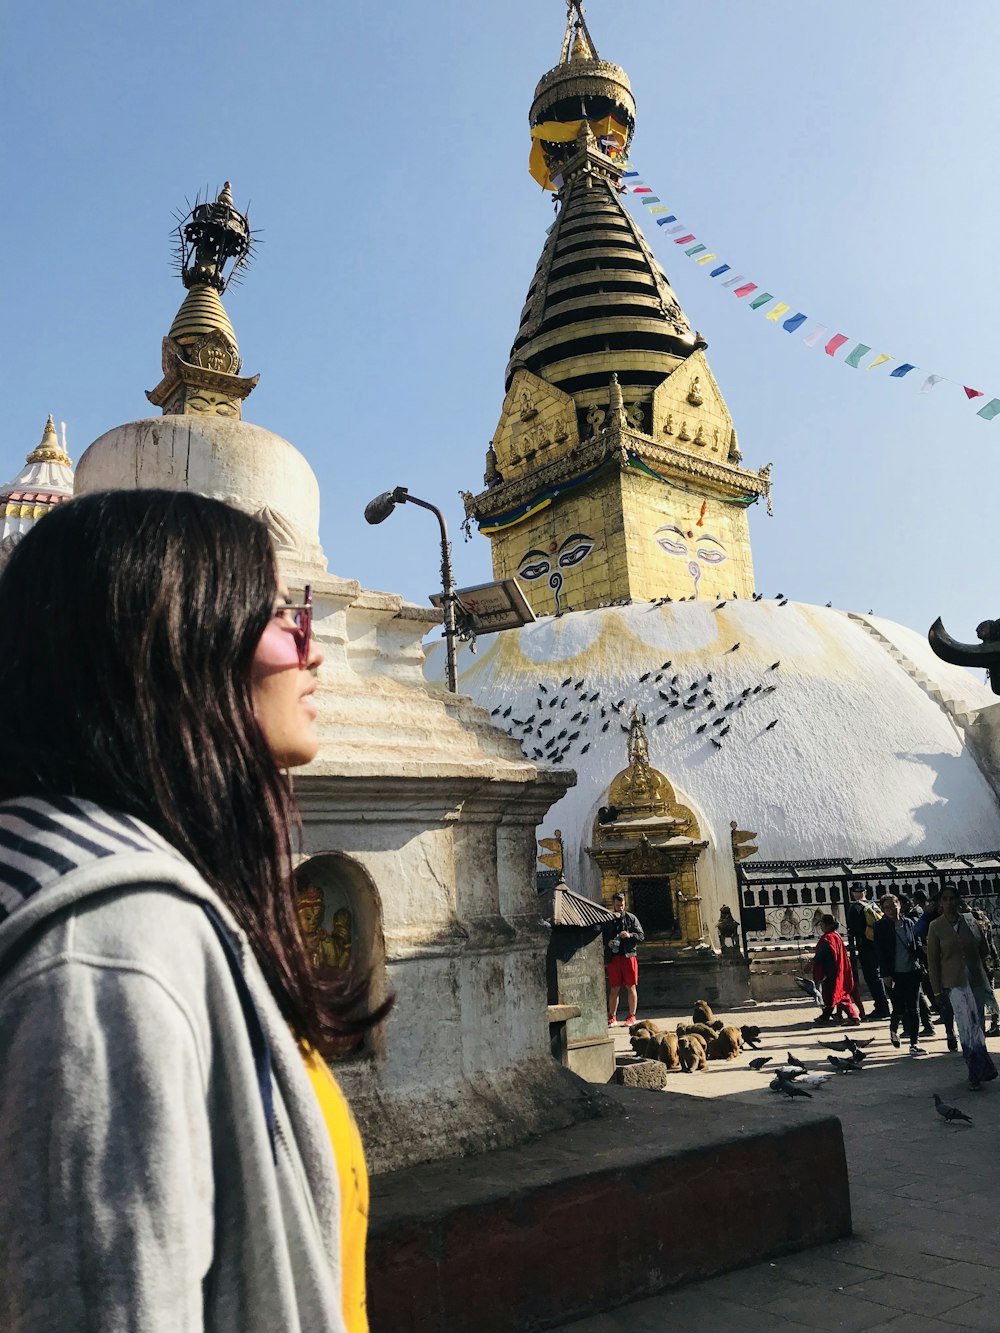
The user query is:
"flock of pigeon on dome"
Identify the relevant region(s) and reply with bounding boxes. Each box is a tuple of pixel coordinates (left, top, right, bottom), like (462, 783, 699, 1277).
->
(490, 594, 793, 767)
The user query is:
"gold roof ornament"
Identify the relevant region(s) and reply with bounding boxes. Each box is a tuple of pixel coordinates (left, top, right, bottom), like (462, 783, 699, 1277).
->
(146, 182, 260, 419)
(570, 29, 593, 61)
(26, 414, 71, 466)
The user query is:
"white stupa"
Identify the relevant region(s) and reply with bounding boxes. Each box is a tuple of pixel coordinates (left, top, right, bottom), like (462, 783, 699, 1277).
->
(427, 14, 1000, 955)
(0, 415, 75, 568)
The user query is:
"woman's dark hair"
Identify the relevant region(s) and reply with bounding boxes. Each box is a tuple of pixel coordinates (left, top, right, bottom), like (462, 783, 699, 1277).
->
(820, 914, 838, 931)
(0, 489, 383, 1056)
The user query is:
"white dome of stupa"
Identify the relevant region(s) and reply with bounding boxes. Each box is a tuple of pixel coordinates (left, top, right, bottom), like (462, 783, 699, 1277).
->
(426, 598, 1000, 925)
(0, 415, 75, 569)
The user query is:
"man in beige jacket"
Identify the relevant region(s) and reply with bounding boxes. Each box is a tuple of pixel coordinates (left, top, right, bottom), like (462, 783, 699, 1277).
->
(927, 883, 997, 1090)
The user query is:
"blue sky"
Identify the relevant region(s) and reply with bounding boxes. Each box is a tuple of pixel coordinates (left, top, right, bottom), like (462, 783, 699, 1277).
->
(4, 1, 1000, 647)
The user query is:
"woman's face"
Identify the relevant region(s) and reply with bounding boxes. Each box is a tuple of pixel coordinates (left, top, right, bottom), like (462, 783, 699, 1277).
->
(250, 582, 324, 767)
(939, 890, 960, 919)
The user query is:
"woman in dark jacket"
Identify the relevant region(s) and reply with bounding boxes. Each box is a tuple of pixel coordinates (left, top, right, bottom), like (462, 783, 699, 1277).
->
(873, 894, 926, 1056)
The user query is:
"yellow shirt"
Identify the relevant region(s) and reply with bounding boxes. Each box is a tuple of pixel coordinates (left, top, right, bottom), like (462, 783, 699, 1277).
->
(300, 1048, 369, 1332)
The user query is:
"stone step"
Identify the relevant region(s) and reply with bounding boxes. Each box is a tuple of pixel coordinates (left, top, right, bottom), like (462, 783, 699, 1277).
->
(368, 1085, 851, 1331)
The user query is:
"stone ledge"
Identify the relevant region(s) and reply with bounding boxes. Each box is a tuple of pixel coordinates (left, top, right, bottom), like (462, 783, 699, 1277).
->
(368, 1084, 851, 1331)
(614, 1058, 667, 1089)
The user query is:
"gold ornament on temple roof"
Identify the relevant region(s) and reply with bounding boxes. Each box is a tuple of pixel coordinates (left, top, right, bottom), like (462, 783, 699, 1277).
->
(26, 414, 71, 466)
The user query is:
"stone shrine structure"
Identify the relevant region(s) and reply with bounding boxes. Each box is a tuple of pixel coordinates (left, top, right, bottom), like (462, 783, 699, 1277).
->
(72, 184, 602, 1173)
(428, 5, 1000, 973)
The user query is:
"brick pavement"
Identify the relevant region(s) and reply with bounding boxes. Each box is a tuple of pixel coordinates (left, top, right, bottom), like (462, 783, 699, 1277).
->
(560, 998, 1000, 1331)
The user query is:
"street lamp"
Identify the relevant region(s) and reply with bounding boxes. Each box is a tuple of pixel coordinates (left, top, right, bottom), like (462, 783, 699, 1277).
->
(364, 486, 459, 693)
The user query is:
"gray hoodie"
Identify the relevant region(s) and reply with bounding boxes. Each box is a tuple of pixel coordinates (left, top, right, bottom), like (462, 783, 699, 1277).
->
(0, 794, 347, 1332)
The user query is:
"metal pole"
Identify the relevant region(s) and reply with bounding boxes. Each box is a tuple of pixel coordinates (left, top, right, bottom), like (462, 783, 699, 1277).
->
(399, 491, 459, 694)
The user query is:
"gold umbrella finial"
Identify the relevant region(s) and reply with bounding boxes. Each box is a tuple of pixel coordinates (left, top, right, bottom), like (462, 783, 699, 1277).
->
(26, 413, 71, 465)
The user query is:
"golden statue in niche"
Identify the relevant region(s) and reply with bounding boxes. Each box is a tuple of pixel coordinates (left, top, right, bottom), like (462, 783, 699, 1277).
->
(296, 883, 353, 970)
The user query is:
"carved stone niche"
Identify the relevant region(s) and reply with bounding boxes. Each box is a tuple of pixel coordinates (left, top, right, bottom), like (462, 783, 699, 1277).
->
(294, 852, 390, 1057)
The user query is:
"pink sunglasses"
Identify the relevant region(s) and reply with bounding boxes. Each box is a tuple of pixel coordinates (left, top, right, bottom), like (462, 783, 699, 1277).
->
(274, 585, 313, 666)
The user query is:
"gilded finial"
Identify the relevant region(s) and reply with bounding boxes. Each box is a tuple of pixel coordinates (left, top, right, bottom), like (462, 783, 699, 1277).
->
(570, 29, 592, 61)
(26, 413, 71, 466)
(147, 183, 260, 419)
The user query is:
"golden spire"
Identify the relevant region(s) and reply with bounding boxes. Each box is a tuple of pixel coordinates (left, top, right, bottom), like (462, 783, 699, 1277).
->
(570, 29, 592, 61)
(26, 414, 71, 466)
(147, 182, 259, 418)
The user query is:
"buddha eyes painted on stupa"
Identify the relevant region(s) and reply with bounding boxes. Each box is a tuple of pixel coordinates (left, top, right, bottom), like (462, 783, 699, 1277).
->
(516, 532, 596, 613)
(654, 524, 728, 598)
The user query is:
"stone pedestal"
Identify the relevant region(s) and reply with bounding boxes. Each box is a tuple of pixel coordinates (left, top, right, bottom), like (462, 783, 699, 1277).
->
(636, 949, 752, 1011)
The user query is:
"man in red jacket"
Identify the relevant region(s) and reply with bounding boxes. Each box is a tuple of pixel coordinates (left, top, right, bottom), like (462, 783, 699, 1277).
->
(812, 914, 861, 1025)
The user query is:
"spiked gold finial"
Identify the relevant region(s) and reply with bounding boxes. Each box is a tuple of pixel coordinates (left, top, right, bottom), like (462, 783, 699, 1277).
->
(26, 414, 71, 466)
(570, 29, 592, 61)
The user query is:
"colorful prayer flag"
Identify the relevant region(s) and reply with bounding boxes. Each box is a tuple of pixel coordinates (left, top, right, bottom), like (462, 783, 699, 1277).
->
(648, 206, 670, 214)
(765, 303, 791, 322)
(673, 234, 697, 244)
(685, 244, 707, 257)
(655, 217, 678, 225)
(623, 170, 640, 177)
(844, 343, 871, 368)
(825, 334, 849, 357)
(633, 187, 652, 194)
(666, 225, 687, 235)
(921, 374, 945, 392)
(720, 274, 746, 288)
(695, 253, 718, 266)
(710, 264, 732, 278)
(890, 363, 916, 378)
(977, 398, 1000, 421)
(733, 283, 758, 298)
(782, 313, 808, 333)
(747, 292, 772, 310)
(868, 354, 892, 371)
(964, 386, 984, 400)
(641, 197, 662, 205)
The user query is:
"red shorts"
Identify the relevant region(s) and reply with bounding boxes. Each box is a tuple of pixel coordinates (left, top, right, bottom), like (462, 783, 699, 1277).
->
(607, 955, 638, 988)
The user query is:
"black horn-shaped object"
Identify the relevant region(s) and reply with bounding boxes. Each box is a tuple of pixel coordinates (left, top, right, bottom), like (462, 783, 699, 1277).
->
(929, 617, 1000, 693)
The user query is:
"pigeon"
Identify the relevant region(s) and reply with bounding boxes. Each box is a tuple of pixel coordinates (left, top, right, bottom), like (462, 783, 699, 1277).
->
(561, 678, 572, 688)
(729, 643, 741, 652)
(602, 721, 610, 732)
(571, 711, 582, 722)
(548, 697, 559, 708)
(724, 701, 735, 712)
(714, 602, 727, 610)
(656, 715, 667, 726)
(748, 1056, 772, 1071)
(827, 1055, 861, 1074)
(538, 718, 552, 730)
(825, 601, 832, 607)
(769, 661, 780, 671)
(621, 723, 630, 732)
(567, 731, 580, 742)
(490, 707, 501, 716)
(696, 723, 708, 734)
(560, 699, 567, 709)
(661, 661, 672, 670)
(790, 1073, 832, 1090)
(659, 691, 672, 701)
(639, 672, 651, 682)
(711, 739, 722, 749)
(933, 1094, 973, 1125)
(580, 743, 590, 754)
(774, 593, 785, 600)
(763, 685, 778, 694)
(774, 1078, 812, 1099)
(719, 725, 731, 736)
(795, 976, 823, 1005)
(589, 692, 599, 702)
(773, 1065, 807, 1079)
(819, 1037, 871, 1053)
(845, 1036, 874, 1051)
(787, 1051, 805, 1069)
(765, 720, 779, 731)
(779, 599, 789, 607)
(683, 703, 696, 711)
(741, 687, 752, 698)
(706, 701, 717, 711)
(557, 729, 567, 740)
(525, 714, 536, 725)
(574, 679, 584, 690)
(580, 715, 590, 725)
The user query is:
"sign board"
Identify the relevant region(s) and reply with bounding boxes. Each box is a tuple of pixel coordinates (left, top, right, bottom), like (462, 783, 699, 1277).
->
(429, 578, 536, 634)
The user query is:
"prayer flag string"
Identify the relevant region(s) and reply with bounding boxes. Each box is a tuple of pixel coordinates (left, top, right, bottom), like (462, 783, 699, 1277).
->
(619, 168, 996, 420)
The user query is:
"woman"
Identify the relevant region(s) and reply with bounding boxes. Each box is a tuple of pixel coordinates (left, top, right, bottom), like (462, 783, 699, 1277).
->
(812, 914, 861, 1025)
(872, 895, 926, 1056)
(927, 883, 997, 1091)
(0, 490, 384, 1330)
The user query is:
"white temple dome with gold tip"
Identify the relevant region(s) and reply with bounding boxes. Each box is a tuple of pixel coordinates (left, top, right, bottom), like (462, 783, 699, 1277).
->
(74, 183, 327, 579)
(0, 415, 75, 566)
(426, 599, 1000, 928)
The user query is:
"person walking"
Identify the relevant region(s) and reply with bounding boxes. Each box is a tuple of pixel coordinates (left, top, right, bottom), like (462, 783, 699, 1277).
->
(927, 884, 998, 1091)
(969, 906, 1000, 1037)
(0, 491, 387, 1331)
(812, 915, 861, 1024)
(873, 895, 926, 1056)
(915, 891, 957, 1051)
(602, 892, 644, 1026)
(846, 885, 890, 1020)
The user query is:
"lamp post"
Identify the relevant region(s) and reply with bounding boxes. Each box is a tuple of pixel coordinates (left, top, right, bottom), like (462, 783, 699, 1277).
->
(364, 486, 459, 693)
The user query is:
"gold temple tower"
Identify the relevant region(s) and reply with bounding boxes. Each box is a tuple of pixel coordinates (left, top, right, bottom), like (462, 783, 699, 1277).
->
(464, 4, 771, 615)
